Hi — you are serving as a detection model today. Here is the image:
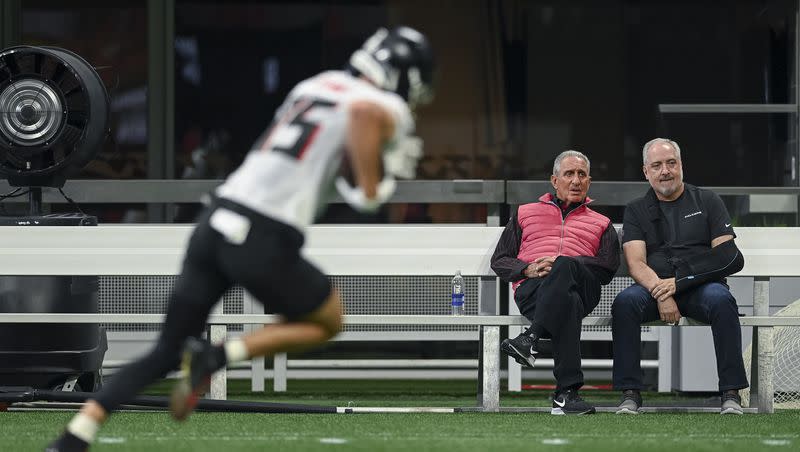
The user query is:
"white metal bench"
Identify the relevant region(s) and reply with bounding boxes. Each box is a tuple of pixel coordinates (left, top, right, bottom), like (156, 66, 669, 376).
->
(0, 225, 508, 409)
(0, 225, 799, 413)
(507, 227, 800, 413)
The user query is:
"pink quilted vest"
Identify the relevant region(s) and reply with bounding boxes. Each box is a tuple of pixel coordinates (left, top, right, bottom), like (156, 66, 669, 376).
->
(513, 193, 610, 289)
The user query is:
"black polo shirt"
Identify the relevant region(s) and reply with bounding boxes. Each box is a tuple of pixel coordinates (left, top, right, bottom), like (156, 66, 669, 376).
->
(621, 183, 735, 278)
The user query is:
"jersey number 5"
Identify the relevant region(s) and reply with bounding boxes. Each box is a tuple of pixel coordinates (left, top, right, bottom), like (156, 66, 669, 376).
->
(258, 97, 337, 159)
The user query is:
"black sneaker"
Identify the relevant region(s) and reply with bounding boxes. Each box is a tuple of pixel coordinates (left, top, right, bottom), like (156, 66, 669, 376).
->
(615, 389, 642, 415)
(721, 390, 743, 415)
(500, 329, 539, 367)
(551, 389, 596, 415)
(170, 337, 221, 421)
(44, 432, 88, 452)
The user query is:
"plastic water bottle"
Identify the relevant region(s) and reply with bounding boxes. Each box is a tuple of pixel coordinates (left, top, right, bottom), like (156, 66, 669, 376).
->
(451, 270, 465, 316)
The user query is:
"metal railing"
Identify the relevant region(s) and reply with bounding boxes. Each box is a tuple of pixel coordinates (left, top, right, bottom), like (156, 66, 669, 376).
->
(0, 179, 505, 204)
(506, 181, 800, 206)
(4, 179, 800, 225)
(2, 179, 800, 206)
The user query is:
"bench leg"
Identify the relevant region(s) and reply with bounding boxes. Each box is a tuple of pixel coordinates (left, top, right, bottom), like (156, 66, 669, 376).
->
(251, 355, 266, 392)
(507, 325, 522, 392)
(208, 299, 227, 400)
(209, 323, 227, 400)
(274, 352, 288, 392)
(244, 291, 266, 392)
(752, 277, 772, 413)
(478, 326, 500, 412)
(756, 326, 775, 413)
(505, 284, 522, 392)
(657, 327, 673, 392)
(750, 328, 759, 406)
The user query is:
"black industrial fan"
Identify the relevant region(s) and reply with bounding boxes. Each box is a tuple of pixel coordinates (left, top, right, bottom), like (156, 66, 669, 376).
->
(0, 45, 109, 189)
(0, 47, 109, 394)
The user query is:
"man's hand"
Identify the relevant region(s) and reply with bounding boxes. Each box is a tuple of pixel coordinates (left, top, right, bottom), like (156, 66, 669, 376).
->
(524, 256, 556, 278)
(651, 277, 676, 302)
(657, 296, 682, 324)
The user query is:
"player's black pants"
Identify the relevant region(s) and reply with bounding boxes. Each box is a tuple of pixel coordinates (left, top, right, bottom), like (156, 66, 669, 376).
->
(513, 257, 601, 391)
(93, 223, 229, 412)
(93, 198, 329, 413)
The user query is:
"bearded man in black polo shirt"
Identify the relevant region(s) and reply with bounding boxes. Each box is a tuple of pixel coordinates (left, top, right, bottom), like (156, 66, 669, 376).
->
(612, 138, 748, 415)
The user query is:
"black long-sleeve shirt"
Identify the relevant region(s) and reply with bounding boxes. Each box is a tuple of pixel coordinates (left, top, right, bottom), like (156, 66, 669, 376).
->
(491, 205, 621, 285)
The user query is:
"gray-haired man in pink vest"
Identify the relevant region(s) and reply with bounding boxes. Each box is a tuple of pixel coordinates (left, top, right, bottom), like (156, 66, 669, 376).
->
(491, 150, 620, 415)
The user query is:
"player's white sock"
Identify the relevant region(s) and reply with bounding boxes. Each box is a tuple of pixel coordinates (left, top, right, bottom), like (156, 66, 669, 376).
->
(224, 338, 249, 364)
(67, 413, 99, 443)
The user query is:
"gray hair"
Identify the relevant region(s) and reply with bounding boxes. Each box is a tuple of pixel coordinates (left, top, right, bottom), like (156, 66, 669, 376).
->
(642, 138, 681, 164)
(553, 150, 590, 176)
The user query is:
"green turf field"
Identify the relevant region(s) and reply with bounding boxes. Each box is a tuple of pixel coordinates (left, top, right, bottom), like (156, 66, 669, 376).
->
(4, 380, 798, 451)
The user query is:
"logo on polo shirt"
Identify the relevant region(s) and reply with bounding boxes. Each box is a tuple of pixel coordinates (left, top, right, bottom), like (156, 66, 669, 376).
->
(684, 211, 702, 218)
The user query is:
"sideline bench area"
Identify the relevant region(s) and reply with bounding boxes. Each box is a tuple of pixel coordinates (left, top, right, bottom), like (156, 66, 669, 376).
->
(1, 225, 799, 413)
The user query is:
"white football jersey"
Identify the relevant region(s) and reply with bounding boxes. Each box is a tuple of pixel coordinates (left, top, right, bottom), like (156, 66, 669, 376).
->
(216, 70, 414, 232)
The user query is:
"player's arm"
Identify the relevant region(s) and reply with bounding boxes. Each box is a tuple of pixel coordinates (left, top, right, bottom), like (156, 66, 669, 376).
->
(345, 100, 395, 199)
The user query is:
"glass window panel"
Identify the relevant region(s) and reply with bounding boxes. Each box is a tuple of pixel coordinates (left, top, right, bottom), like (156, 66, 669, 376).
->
(174, 1, 386, 179)
(653, 113, 792, 187)
(21, 0, 148, 180)
(17, 1, 148, 222)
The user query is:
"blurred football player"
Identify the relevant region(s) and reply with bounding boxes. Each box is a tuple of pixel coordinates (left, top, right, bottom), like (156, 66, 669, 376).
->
(47, 25, 435, 451)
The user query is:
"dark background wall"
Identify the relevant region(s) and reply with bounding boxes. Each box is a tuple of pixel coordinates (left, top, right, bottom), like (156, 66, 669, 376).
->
(9, 0, 799, 222)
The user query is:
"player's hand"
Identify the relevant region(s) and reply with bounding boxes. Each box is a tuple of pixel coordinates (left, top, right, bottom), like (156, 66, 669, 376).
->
(651, 277, 676, 302)
(334, 176, 395, 213)
(383, 136, 423, 179)
(657, 296, 681, 324)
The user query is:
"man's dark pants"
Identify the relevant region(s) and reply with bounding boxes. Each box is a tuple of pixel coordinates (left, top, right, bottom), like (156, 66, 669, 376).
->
(611, 282, 749, 392)
(514, 257, 600, 390)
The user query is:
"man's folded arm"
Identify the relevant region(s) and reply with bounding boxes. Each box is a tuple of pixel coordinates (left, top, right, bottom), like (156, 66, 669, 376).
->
(673, 235, 744, 294)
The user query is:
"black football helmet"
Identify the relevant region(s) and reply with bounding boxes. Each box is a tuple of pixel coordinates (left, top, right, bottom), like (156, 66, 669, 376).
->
(347, 26, 435, 109)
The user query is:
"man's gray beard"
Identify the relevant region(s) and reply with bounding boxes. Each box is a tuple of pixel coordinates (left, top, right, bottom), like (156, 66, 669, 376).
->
(655, 185, 677, 197)
(654, 171, 683, 198)
(655, 178, 683, 198)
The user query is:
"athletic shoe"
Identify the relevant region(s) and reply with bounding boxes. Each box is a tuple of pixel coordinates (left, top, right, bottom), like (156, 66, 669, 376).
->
(44, 432, 88, 452)
(615, 389, 642, 415)
(500, 329, 539, 367)
(720, 390, 743, 415)
(551, 388, 596, 415)
(170, 337, 217, 421)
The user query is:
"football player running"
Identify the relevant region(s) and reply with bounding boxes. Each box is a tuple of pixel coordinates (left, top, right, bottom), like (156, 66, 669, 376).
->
(46, 25, 435, 451)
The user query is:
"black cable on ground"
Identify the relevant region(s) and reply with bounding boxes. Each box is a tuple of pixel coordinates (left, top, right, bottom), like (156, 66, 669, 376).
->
(0, 387, 336, 413)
